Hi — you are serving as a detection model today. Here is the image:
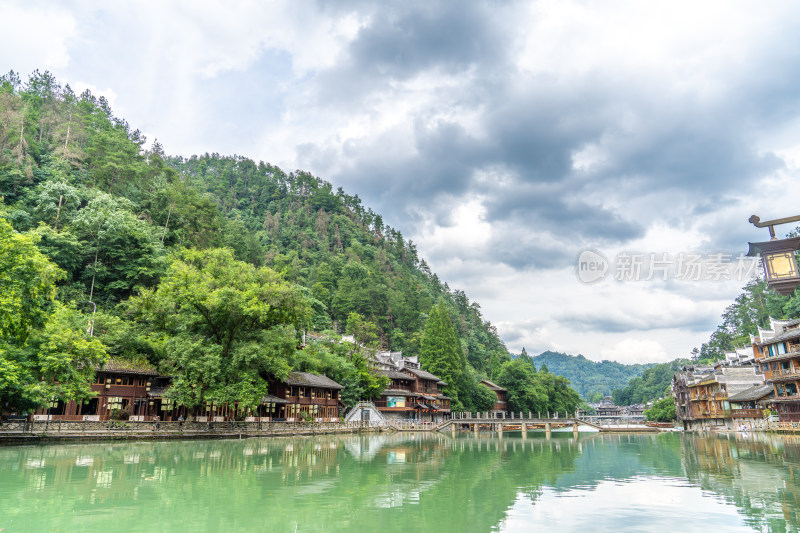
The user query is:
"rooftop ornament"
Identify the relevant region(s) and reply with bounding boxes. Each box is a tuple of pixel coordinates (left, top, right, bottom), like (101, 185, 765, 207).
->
(748, 214, 800, 295)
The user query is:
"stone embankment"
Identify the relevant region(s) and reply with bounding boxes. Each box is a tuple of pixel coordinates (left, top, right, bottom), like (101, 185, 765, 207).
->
(0, 419, 383, 444)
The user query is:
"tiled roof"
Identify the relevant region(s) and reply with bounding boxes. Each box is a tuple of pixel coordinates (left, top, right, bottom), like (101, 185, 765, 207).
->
(374, 369, 412, 380)
(403, 367, 441, 381)
(480, 379, 506, 392)
(99, 357, 159, 376)
(758, 325, 800, 346)
(727, 385, 773, 403)
(285, 371, 343, 390)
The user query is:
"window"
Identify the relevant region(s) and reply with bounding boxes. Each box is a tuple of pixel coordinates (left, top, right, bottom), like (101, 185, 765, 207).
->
(779, 343, 787, 355)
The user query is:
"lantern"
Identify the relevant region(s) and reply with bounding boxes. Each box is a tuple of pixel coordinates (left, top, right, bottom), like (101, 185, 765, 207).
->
(748, 215, 800, 296)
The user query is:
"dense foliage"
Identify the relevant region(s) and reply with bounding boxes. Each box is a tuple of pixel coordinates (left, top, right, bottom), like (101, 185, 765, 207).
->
(0, 70, 585, 415)
(0, 216, 108, 412)
(611, 361, 686, 406)
(527, 351, 652, 401)
(496, 353, 582, 416)
(644, 397, 676, 422)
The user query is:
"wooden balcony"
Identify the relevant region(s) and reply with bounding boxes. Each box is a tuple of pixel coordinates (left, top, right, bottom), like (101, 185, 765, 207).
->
(768, 367, 800, 381)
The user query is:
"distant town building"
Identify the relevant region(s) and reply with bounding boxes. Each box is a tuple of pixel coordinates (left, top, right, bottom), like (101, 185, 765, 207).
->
(672, 345, 766, 431)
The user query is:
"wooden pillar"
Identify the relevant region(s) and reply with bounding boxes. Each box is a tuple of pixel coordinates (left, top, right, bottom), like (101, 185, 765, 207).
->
(497, 423, 503, 437)
(573, 422, 579, 438)
(451, 423, 456, 437)
(521, 422, 527, 439)
(473, 423, 478, 434)
(545, 422, 551, 439)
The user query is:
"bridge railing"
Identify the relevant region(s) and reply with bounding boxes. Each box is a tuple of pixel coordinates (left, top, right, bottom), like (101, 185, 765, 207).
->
(448, 411, 579, 421)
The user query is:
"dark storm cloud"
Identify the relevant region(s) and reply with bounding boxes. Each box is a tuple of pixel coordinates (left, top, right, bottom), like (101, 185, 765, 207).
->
(298, 1, 800, 271)
(314, 1, 507, 104)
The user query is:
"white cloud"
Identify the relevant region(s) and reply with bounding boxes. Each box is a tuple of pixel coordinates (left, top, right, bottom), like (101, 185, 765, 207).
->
(0, 2, 77, 71)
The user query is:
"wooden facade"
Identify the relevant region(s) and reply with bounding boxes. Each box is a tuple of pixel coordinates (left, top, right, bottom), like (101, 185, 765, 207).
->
(672, 360, 766, 430)
(34, 360, 344, 423)
(373, 367, 451, 421)
(34, 358, 160, 421)
(268, 371, 342, 422)
(753, 318, 800, 422)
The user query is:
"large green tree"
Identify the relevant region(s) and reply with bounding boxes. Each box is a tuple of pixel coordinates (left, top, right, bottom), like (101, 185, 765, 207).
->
(420, 300, 468, 410)
(126, 247, 311, 411)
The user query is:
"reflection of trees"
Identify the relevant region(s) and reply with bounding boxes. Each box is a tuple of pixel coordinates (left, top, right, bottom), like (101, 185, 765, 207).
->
(4, 433, 800, 532)
(0, 434, 582, 532)
(681, 433, 800, 531)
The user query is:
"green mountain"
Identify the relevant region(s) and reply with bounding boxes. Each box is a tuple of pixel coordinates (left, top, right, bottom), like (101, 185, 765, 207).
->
(0, 69, 581, 417)
(527, 351, 653, 401)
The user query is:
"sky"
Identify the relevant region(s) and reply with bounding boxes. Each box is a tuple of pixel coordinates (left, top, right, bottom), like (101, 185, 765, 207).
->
(3, 0, 800, 364)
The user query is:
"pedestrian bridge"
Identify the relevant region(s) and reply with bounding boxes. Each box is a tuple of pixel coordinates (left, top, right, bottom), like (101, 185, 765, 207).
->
(388, 412, 603, 435)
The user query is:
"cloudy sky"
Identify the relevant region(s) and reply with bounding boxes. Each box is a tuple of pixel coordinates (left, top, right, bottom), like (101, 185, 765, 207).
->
(4, 0, 800, 363)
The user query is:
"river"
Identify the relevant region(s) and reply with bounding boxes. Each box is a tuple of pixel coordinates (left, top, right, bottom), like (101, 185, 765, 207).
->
(0, 432, 798, 532)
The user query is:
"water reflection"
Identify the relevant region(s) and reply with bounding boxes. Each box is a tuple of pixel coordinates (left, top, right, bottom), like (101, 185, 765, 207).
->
(0, 432, 798, 532)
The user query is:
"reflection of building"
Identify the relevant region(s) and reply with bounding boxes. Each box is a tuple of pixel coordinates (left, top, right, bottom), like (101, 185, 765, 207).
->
(371, 352, 451, 421)
(479, 380, 508, 416)
(34, 358, 159, 421)
(752, 318, 800, 422)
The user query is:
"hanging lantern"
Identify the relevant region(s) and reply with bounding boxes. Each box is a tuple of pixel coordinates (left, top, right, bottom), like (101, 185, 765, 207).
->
(748, 215, 800, 296)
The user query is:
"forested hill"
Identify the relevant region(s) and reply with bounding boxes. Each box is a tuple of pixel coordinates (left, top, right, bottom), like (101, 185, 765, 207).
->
(527, 351, 653, 401)
(1, 70, 589, 417)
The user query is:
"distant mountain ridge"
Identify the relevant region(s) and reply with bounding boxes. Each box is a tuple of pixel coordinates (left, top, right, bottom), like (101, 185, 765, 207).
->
(523, 351, 654, 400)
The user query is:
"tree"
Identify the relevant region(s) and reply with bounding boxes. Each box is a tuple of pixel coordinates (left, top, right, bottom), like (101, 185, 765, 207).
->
(346, 312, 379, 348)
(70, 192, 167, 302)
(0, 215, 63, 344)
(496, 359, 547, 414)
(0, 216, 107, 412)
(470, 382, 498, 412)
(420, 300, 468, 410)
(23, 304, 108, 409)
(645, 397, 676, 422)
(125, 248, 311, 411)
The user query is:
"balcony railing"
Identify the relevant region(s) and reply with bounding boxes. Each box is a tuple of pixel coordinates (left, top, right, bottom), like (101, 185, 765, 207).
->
(758, 347, 800, 363)
(769, 367, 800, 380)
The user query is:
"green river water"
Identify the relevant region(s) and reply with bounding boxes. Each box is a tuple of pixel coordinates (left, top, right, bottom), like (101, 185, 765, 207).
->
(1, 432, 799, 532)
